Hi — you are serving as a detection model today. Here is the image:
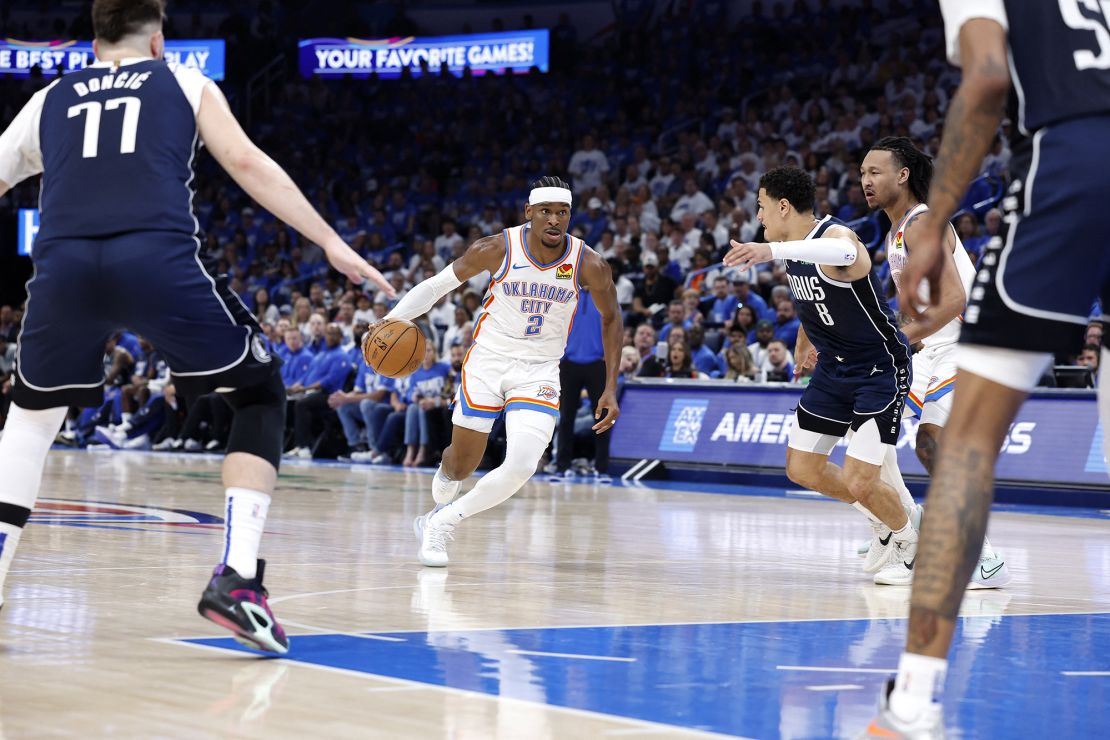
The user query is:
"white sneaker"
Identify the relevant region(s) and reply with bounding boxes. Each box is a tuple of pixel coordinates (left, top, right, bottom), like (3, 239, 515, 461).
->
(350, 450, 375, 463)
(968, 538, 1012, 589)
(152, 437, 178, 451)
(122, 434, 150, 450)
(370, 452, 390, 464)
(873, 536, 918, 586)
(295, 447, 312, 459)
(183, 439, 202, 452)
(858, 679, 945, 739)
(862, 519, 894, 573)
(205, 439, 222, 451)
(431, 466, 462, 504)
(413, 511, 455, 567)
(866, 503, 921, 572)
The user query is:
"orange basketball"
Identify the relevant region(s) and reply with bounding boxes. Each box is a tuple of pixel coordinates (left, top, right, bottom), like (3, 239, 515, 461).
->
(362, 318, 426, 378)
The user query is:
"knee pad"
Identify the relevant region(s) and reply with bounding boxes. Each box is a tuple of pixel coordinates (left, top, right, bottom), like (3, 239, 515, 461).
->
(220, 372, 286, 469)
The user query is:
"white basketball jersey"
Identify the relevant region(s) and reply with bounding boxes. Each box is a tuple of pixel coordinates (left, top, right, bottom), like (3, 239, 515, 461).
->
(472, 224, 585, 361)
(886, 203, 976, 348)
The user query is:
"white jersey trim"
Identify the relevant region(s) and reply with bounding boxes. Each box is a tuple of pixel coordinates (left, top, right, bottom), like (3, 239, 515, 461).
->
(0, 80, 58, 187)
(940, 0, 1009, 67)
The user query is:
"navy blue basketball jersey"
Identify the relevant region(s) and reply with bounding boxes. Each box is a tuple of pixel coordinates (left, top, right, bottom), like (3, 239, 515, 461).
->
(943, 1, 1110, 135)
(783, 216, 909, 364)
(14, 59, 210, 242)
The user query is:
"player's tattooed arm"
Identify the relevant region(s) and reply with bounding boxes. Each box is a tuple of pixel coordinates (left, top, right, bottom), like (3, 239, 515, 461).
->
(900, 18, 1008, 319)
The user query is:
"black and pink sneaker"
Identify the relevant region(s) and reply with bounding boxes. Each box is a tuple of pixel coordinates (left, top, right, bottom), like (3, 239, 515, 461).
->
(197, 559, 289, 655)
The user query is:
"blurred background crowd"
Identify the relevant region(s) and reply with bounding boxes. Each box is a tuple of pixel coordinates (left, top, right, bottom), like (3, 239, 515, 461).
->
(0, 0, 1099, 466)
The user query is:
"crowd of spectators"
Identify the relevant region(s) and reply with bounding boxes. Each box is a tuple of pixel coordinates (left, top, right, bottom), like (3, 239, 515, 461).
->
(0, 0, 1099, 455)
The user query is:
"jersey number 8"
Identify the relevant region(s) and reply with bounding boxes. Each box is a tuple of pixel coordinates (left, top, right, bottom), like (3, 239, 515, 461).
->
(815, 302, 835, 326)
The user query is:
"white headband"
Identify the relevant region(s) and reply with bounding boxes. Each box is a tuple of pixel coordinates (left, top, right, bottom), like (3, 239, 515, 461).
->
(529, 187, 573, 206)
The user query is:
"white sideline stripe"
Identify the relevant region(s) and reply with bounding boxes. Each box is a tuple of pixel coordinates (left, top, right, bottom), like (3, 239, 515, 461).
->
(777, 665, 894, 674)
(157, 640, 739, 739)
(1061, 671, 1110, 676)
(506, 649, 636, 663)
(154, 609, 1110, 642)
(805, 684, 863, 691)
(279, 619, 406, 642)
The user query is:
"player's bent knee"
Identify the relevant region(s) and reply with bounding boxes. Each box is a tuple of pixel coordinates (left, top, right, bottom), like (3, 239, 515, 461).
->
(221, 372, 286, 469)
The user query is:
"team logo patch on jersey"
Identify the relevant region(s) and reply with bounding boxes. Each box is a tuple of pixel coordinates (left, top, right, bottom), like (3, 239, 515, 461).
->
(536, 385, 558, 400)
(251, 334, 272, 364)
(895, 231, 904, 247)
(556, 263, 573, 280)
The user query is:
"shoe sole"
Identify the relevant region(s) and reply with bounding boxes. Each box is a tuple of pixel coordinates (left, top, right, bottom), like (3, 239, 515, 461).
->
(967, 570, 1012, 590)
(198, 606, 289, 655)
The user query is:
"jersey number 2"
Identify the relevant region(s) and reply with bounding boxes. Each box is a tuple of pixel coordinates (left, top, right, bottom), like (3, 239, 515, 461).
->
(525, 315, 544, 336)
(67, 97, 142, 158)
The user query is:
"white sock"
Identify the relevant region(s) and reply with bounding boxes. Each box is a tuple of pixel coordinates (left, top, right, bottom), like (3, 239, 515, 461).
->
(852, 501, 882, 524)
(889, 652, 947, 720)
(0, 404, 67, 602)
(0, 523, 25, 606)
(892, 521, 919, 544)
(222, 488, 271, 580)
(881, 445, 917, 510)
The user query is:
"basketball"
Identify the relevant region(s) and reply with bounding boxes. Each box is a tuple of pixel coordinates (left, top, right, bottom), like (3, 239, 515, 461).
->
(362, 318, 426, 378)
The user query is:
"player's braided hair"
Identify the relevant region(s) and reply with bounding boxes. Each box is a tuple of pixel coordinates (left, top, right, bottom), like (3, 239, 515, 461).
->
(869, 136, 934, 203)
(530, 176, 571, 191)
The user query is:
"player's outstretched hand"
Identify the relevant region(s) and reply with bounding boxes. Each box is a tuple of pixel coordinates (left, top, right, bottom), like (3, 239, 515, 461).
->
(723, 240, 774, 271)
(898, 214, 946, 322)
(322, 237, 395, 298)
(592, 390, 621, 434)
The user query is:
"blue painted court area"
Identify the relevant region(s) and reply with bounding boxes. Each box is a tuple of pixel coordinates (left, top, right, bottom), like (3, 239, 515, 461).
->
(184, 612, 1110, 739)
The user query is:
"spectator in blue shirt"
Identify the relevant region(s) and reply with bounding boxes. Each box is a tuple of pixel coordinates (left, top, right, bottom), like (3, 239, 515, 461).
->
(333, 354, 387, 454)
(286, 325, 353, 458)
(570, 197, 609, 246)
(772, 301, 801, 351)
(402, 343, 452, 468)
(730, 274, 769, 324)
(701, 276, 736, 326)
(687, 325, 721, 378)
(659, 300, 694, 342)
(280, 329, 313, 388)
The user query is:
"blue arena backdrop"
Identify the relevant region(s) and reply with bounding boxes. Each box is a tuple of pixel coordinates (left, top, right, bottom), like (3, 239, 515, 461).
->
(0, 39, 226, 80)
(612, 380, 1109, 488)
(17, 209, 38, 257)
(298, 30, 549, 79)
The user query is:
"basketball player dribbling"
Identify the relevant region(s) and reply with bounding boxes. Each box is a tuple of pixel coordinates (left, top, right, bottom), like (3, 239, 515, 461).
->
(860, 136, 1010, 589)
(0, 0, 391, 653)
(381, 177, 624, 566)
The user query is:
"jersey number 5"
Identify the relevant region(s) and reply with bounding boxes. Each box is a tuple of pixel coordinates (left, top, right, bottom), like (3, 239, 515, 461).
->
(67, 97, 142, 158)
(1059, 0, 1110, 70)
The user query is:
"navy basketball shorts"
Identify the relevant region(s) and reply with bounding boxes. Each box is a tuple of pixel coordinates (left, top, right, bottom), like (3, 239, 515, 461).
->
(962, 114, 1110, 354)
(12, 232, 280, 410)
(795, 356, 911, 447)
